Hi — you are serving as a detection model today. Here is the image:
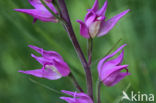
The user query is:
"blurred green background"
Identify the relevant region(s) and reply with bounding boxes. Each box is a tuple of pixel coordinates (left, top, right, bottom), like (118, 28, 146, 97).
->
(0, 0, 156, 103)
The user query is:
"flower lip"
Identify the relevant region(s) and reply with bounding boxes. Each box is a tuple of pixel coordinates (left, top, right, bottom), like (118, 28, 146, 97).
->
(89, 20, 101, 38)
(18, 67, 62, 80)
(44, 64, 62, 78)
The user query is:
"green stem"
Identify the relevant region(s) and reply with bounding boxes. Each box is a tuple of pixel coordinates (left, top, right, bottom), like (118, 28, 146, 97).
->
(29, 78, 64, 96)
(92, 38, 122, 66)
(57, 0, 93, 99)
(104, 38, 122, 57)
(40, 0, 62, 21)
(87, 38, 93, 67)
(52, 0, 61, 16)
(68, 64, 85, 78)
(96, 79, 102, 103)
(69, 73, 84, 92)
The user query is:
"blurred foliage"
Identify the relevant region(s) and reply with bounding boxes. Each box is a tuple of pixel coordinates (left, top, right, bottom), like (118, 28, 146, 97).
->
(0, 0, 156, 103)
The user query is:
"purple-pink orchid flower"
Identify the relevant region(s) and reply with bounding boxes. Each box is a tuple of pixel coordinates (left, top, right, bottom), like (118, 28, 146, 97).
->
(15, 0, 58, 23)
(60, 90, 93, 103)
(19, 45, 70, 80)
(97, 44, 130, 86)
(77, 0, 130, 38)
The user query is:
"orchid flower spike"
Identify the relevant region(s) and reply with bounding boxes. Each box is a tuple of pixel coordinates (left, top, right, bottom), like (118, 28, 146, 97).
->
(19, 45, 70, 80)
(77, 0, 130, 38)
(97, 44, 130, 86)
(60, 90, 93, 103)
(14, 0, 58, 23)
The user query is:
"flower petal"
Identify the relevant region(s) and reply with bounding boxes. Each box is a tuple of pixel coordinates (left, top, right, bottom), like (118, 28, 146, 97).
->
(53, 60, 70, 77)
(18, 68, 62, 80)
(89, 21, 101, 38)
(28, 0, 57, 13)
(28, 45, 63, 60)
(31, 54, 49, 65)
(108, 50, 124, 65)
(98, 50, 124, 79)
(84, 11, 97, 27)
(96, 0, 108, 16)
(14, 9, 57, 22)
(98, 44, 127, 73)
(77, 98, 93, 103)
(28, 0, 42, 8)
(60, 97, 76, 102)
(77, 20, 90, 38)
(61, 90, 93, 103)
(102, 67, 130, 86)
(61, 90, 86, 97)
(29, 45, 44, 55)
(97, 9, 130, 37)
(90, 0, 99, 12)
(44, 2, 58, 14)
(100, 64, 128, 81)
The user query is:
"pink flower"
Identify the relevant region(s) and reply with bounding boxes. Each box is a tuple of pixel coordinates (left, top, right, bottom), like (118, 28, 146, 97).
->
(97, 44, 130, 86)
(19, 45, 70, 80)
(77, 0, 130, 38)
(14, 0, 58, 23)
(60, 90, 93, 103)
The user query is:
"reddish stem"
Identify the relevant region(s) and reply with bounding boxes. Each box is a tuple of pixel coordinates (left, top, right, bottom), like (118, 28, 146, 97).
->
(57, 0, 93, 100)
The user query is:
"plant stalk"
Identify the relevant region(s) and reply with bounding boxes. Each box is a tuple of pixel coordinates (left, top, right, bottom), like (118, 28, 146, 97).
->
(40, 0, 61, 20)
(29, 78, 64, 96)
(88, 38, 93, 67)
(57, 0, 93, 99)
(91, 38, 122, 66)
(69, 73, 84, 92)
(96, 80, 102, 103)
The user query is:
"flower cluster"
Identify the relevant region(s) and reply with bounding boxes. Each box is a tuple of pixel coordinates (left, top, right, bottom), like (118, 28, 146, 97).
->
(16, 0, 130, 103)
